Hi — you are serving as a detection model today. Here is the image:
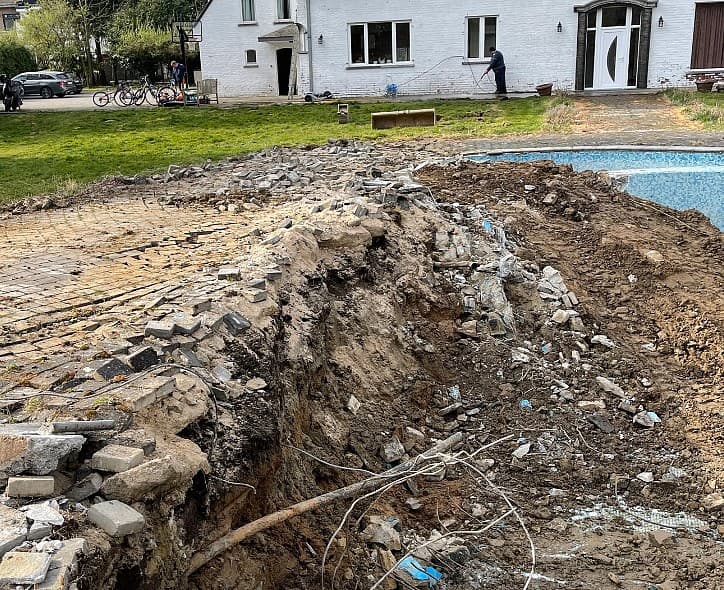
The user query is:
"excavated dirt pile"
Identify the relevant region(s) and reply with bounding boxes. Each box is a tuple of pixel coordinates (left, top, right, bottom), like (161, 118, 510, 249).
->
(0, 144, 722, 590)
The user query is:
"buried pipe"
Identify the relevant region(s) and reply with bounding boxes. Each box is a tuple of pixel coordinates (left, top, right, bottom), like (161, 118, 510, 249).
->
(187, 432, 464, 575)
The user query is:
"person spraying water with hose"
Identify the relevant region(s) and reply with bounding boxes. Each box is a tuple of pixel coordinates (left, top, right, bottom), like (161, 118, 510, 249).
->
(484, 47, 507, 94)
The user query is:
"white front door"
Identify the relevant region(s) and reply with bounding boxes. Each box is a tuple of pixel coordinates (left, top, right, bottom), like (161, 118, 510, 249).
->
(588, 5, 642, 90)
(594, 27, 630, 89)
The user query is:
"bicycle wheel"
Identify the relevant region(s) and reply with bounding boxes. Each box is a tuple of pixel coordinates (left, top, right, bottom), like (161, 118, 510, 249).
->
(145, 87, 159, 105)
(92, 91, 110, 107)
(156, 86, 175, 105)
(133, 88, 146, 106)
(114, 88, 134, 107)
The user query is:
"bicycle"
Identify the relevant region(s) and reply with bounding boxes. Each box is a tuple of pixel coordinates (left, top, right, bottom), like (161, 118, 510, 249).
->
(133, 75, 159, 106)
(92, 81, 135, 107)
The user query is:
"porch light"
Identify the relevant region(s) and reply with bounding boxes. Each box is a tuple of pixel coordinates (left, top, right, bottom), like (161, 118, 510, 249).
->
(318, 34, 324, 44)
(557, 21, 563, 33)
(658, 16, 664, 28)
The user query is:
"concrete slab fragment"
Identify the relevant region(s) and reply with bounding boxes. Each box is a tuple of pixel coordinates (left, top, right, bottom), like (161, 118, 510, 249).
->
(6, 476, 55, 498)
(91, 445, 144, 473)
(87, 501, 145, 537)
(0, 551, 51, 585)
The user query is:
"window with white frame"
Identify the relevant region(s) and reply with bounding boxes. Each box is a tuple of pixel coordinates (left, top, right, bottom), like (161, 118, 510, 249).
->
(349, 21, 411, 65)
(465, 16, 497, 60)
(241, 0, 255, 22)
(277, 0, 291, 20)
(245, 49, 257, 66)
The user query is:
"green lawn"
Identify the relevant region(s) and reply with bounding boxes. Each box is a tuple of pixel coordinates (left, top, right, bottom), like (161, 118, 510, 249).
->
(0, 97, 553, 202)
(665, 89, 724, 128)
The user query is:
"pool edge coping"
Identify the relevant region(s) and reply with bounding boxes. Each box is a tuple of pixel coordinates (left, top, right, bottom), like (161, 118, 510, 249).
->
(464, 145, 724, 156)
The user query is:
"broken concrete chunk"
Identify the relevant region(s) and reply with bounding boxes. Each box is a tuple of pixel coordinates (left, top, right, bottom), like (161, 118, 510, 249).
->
(6, 476, 55, 498)
(126, 347, 159, 372)
(0, 433, 85, 476)
(380, 437, 405, 463)
(24, 502, 64, 526)
(245, 377, 267, 391)
(144, 320, 175, 340)
(34, 538, 87, 590)
(633, 411, 656, 428)
(87, 501, 145, 537)
(66, 473, 103, 501)
(596, 376, 626, 398)
(91, 445, 144, 473)
(702, 493, 724, 512)
(107, 430, 156, 456)
(223, 312, 251, 335)
(180, 298, 211, 315)
(243, 288, 267, 303)
(588, 414, 615, 433)
(0, 505, 28, 558)
(591, 334, 615, 348)
(0, 551, 51, 585)
(645, 250, 664, 263)
(346, 395, 361, 415)
(360, 517, 401, 551)
(172, 314, 201, 336)
(512, 443, 531, 459)
(95, 358, 132, 381)
(551, 309, 570, 325)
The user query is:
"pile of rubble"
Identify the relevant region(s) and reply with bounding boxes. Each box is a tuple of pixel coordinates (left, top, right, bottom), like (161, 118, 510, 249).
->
(0, 140, 721, 589)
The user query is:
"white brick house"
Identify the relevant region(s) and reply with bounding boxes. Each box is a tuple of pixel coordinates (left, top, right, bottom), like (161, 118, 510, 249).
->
(197, 0, 724, 97)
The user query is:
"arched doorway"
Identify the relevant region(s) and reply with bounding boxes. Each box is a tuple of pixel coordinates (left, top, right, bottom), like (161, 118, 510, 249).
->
(574, 0, 658, 91)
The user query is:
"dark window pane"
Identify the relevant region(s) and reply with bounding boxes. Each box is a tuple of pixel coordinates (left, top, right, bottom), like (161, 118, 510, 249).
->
(467, 18, 480, 59)
(631, 7, 641, 26)
(484, 17, 497, 57)
(242, 0, 255, 21)
(587, 11, 597, 29)
(246, 49, 257, 64)
(628, 28, 640, 86)
(368, 22, 392, 64)
(601, 6, 627, 27)
(585, 30, 596, 88)
(351, 25, 365, 63)
(607, 36, 618, 81)
(396, 22, 410, 62)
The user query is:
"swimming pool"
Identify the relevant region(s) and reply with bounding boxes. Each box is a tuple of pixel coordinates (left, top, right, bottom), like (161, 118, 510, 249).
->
(469, 149, 724, 230)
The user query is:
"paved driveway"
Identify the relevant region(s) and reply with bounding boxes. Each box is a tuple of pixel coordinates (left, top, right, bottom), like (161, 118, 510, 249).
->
(18, 92, 123, 111)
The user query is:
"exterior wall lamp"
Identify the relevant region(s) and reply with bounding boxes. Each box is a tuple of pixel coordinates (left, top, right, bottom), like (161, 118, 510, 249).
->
(318, 34, 324, 44)
(557, 21, 563, 33)
(658, 16, 664, 28)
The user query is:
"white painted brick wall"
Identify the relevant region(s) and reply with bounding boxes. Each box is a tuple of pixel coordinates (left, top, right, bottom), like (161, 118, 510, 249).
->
(200, 0, 301, 96)
(201, 0, 700, 97)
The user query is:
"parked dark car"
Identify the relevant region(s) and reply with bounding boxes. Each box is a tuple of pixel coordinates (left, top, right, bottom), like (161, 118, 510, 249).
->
(11, 71, 73, 98)
(63, 72, 84, 94)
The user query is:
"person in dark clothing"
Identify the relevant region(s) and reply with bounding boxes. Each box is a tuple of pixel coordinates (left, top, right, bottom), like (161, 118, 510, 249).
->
(485, 47, 507, 94)
(170, 61, 187, 89)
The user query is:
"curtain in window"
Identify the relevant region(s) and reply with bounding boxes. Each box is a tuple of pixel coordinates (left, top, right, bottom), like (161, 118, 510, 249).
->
(242, 0, 255, 21)
(277, 0, 291, 20)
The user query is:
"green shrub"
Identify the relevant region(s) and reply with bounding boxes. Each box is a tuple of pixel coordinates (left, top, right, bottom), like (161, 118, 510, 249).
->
(0, 35, 37, 77)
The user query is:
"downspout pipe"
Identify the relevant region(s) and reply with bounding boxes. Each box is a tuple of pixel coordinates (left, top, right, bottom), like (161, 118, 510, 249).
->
(306, 0, 314, 93)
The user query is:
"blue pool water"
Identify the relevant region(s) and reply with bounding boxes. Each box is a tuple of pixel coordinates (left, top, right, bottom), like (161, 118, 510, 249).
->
(469, 150, 723, 229)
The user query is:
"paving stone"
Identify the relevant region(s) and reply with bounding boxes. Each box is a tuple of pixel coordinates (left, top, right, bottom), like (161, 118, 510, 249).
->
(126, 347, 159, 372)
(27, 521, 53, 541)
(179, 297, 211, 315)
(172, 314, 201, 336)
(87, 500, 145, 537)
(6, 476, 55, 498)
(223, 312, 251, 335)
(243, 288, 267, 303)
(264, 266, 283, 281)
(217, 266, 241, 281)
(107, 430, 156, 456)
(248, 278, 266, 290)
(0, 505, 27, 558)
(91, 445, 144, 473)
(35, 538, 87, 590)
(66, 473, 103, 501)
(94, 358, 133, 381)
(245, 377, 267, 391)
(144, 320, 175, 340)
(0, 551, 51, 585)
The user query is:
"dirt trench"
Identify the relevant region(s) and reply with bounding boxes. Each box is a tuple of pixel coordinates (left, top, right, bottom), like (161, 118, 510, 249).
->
(61, 155, 723, 590)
